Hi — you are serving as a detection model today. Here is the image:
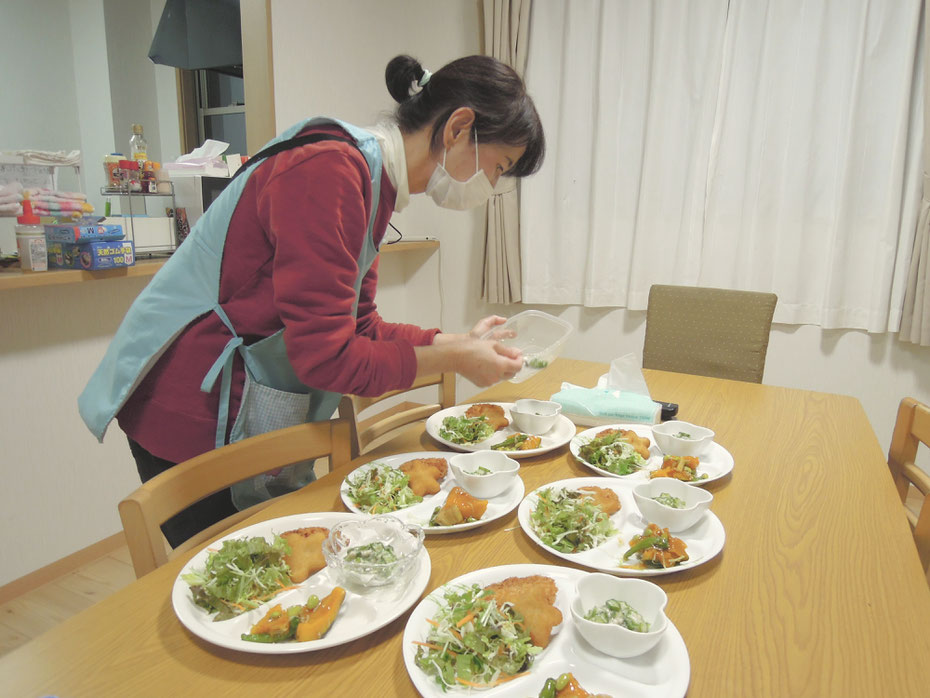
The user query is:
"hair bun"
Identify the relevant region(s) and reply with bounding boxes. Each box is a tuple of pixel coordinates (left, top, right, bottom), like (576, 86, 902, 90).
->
(385, 55, 426, 102)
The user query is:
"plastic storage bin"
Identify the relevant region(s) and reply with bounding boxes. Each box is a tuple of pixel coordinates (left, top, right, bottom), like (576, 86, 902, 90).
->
(480, 310, 573, 383)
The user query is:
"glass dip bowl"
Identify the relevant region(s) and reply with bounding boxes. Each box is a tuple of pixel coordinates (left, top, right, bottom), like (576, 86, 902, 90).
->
(322, 516, 424, 589)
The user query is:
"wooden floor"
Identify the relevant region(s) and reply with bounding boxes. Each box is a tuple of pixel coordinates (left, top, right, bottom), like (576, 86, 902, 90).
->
(0, 544, 136, 658)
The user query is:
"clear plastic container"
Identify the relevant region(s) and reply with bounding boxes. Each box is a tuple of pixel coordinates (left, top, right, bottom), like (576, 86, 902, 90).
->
(480, 310, 573, 382)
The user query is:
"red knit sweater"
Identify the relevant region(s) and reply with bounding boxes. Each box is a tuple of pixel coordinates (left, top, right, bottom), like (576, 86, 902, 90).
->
(118, 125, 439, 463)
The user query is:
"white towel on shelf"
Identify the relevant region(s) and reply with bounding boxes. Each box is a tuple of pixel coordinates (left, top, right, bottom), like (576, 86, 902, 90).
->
(5, 150, 81, 166)
(0, 202, 23, 216)
(0, 182, 23, 198)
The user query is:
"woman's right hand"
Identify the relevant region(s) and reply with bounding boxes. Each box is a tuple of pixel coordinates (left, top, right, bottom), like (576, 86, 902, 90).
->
(453, 339, 524, 387)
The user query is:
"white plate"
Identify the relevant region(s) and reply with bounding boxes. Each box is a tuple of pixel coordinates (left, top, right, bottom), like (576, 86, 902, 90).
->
(518, 477, 726, 577)
(570, 423, 734, 485)
(402, 563, 690, 697)
(340, 452, 525, 534)
(426, 403, 576, 458)
(171, 512, 431, 654)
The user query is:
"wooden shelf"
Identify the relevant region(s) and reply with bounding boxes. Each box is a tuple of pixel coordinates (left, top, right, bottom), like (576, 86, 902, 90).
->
(0, 239, 438, 292)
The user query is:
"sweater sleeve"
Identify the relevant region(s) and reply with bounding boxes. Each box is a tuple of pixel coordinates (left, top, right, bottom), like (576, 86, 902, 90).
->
(355, 257, 442, 345)
(256, 145, 420, 397)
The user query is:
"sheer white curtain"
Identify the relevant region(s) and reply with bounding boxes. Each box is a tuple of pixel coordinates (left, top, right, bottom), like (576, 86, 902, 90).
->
(521, 0, 924, 332)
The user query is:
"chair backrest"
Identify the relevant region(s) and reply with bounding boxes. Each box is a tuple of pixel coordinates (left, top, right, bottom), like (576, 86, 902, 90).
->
(642, 284, 777, 383)
(338, 372, 456, 459)
(888, 397, 930, 574)
(118, 419, 351, 578)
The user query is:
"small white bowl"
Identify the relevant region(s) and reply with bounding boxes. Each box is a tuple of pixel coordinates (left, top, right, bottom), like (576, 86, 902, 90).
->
(632, 478, 713, 532)
(509, 399, 562, 435)
(571, 574, 668, 658)
(449, 451, 520, 499)
(652, 420, 715, 457)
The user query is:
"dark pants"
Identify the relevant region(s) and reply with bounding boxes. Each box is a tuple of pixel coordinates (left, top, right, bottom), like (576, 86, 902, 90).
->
(127, 439, 239, 549)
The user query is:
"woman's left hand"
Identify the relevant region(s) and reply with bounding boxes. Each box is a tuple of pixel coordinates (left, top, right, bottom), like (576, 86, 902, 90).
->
(467, 315, 509, 340)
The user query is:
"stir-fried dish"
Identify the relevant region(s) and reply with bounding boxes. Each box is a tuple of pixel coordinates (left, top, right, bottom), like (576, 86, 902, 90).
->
(650, 455, 706, 482)
(583, 598, 650, 632)
(345, 462, 423, 513)
(413, 578, 557, 690)
(440, 415, 496, 444)
(492, 433, 542, 451)
(622, 523, 689, 568)
(538, 672, 613, 698)
(577, 429, 649, 476)
(241, 587, 345, 643)
(530, 488, 618, 553)
(182, 536, 295, 620)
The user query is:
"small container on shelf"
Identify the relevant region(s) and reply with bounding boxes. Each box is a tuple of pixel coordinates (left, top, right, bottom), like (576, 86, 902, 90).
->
(15, 199, 47, 272)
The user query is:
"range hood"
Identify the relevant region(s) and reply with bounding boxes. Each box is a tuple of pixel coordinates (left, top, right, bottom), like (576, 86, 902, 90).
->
(148, 0, 243, 77)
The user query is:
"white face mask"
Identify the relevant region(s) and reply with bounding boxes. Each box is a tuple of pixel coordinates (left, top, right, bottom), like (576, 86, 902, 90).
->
(425, 132, 494, 210)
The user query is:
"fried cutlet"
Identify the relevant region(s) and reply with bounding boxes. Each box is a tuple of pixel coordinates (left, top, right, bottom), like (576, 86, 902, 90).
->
(577, 485, 621, 516)
(483, 575, 562, 648)
(399, 457, 448, 496)
(597, 427, 651, 460)
(465, 403, 509, 431)
(280, 526, 329, 583)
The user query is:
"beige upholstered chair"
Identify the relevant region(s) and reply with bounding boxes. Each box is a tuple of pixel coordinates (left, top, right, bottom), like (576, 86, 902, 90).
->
(338, 372, 456, 459)
(642, 284, 777, 383)
(119, 419, 351, 578)
(888, 397, 930, 575)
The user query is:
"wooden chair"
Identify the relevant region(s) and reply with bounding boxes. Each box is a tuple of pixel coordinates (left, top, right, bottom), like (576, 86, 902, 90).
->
(338, 372, 455, 459)
(887, 397, 930, 574)
(642, 284, 777, 383)
(118, 419, 351, 578)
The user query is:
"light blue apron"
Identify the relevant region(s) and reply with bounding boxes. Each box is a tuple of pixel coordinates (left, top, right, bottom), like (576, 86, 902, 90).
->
(79, 117, 383, 509)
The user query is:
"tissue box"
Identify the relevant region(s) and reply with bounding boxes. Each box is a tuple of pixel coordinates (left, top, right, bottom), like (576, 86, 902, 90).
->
(45, 222, 124, 244)
(551, 387, 660, 426)
(47, 240, 135, 270)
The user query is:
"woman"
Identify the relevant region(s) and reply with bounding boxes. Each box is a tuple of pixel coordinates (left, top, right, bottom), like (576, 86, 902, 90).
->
(79, 54, 545, 547)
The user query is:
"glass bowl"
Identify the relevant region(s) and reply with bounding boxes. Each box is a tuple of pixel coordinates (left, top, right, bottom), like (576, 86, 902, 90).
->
(322, 516, 423, 588)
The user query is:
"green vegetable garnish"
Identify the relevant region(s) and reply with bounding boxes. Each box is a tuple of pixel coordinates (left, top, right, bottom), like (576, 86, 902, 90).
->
(526, 357, 549, 369)
(491, 433, 537, 450)
(674, 431, 692, 439)
(653, 492, 687, 509)
(439, 415, 495, 444)
(344, 541, 398, 575)
(345, 462, 422, 513)
(578, 431, 646, 475)
(182, 535, 293, 620)
(583, 598, 650, 632)
(414, 583, 542, 689)
(529, 488, 617, 553)
(466, 466, 492, 475)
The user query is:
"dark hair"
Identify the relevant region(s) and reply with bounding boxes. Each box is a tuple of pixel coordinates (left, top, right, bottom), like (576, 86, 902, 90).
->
(385, 54, 545, 177)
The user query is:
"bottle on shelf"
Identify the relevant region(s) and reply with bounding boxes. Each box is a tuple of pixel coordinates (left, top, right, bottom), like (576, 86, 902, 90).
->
(129, 124, 148, 164)
(15, 199, 47, 272)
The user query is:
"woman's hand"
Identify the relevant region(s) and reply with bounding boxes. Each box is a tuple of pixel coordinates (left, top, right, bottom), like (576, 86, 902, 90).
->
(467, 315, 508, 339)
(414, 338, 523, 387)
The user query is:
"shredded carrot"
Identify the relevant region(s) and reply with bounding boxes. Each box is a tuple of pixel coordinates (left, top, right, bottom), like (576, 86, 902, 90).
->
(425, 618, 440, 628)
(450, 628, 463, 642)
(492, 672, 530, 686)
(412, 641, 444, 651)
(456, 612, 475, 628)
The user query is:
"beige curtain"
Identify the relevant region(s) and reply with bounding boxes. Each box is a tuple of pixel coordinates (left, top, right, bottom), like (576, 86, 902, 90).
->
(900, 13, 930, 346)
(481, 0, 531, 304)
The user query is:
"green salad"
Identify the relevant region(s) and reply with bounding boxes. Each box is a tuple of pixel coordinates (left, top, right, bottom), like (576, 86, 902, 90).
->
(182, 535, 293, 620)
(583, 598, 650, 632)
(529, 488, 617, 553)
(577, 431, 647, 476)
(440, 415, 495, 444)
(413, 583, 542, 690)
(345, 462, 422, 513)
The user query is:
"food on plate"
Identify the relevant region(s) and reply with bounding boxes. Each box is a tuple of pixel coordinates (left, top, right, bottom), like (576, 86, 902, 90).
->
(483, 575, 563, 648)
(281, 527, 329, 583)
(577, 429, 649, 476)
(650, 455, 706, 482)
(345, 462, 423, 513)
(576, 486, 621, 516)
(529, 487, 617, 553)
(538, 672, 613, 698)
(622, 523, 689, 568)
(653, 492, 687, 509)
(429, 486, 488, 527)
(340, 540, 401, 582)
(182, 535, 294, 620)
(399, 457, 449, 496)
(413, 576, 559, 689)
(491, 433, 542, 451)
(583, 598, 650, 632)
(440, 414, 496, 444)
(465, 403, 510, 431)
(241, 586, 346, 644)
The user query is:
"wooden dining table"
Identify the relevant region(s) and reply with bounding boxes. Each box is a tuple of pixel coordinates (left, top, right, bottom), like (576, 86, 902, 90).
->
(3, 358, 930, 697)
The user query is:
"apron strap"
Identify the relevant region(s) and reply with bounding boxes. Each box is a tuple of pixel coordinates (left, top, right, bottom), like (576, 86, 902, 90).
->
(201, 303, 244, 448)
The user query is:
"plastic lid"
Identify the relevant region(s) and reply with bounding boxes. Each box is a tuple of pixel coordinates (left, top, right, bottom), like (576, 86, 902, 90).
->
(132, 124, 143, 134)
(17, 199, 40, 225)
